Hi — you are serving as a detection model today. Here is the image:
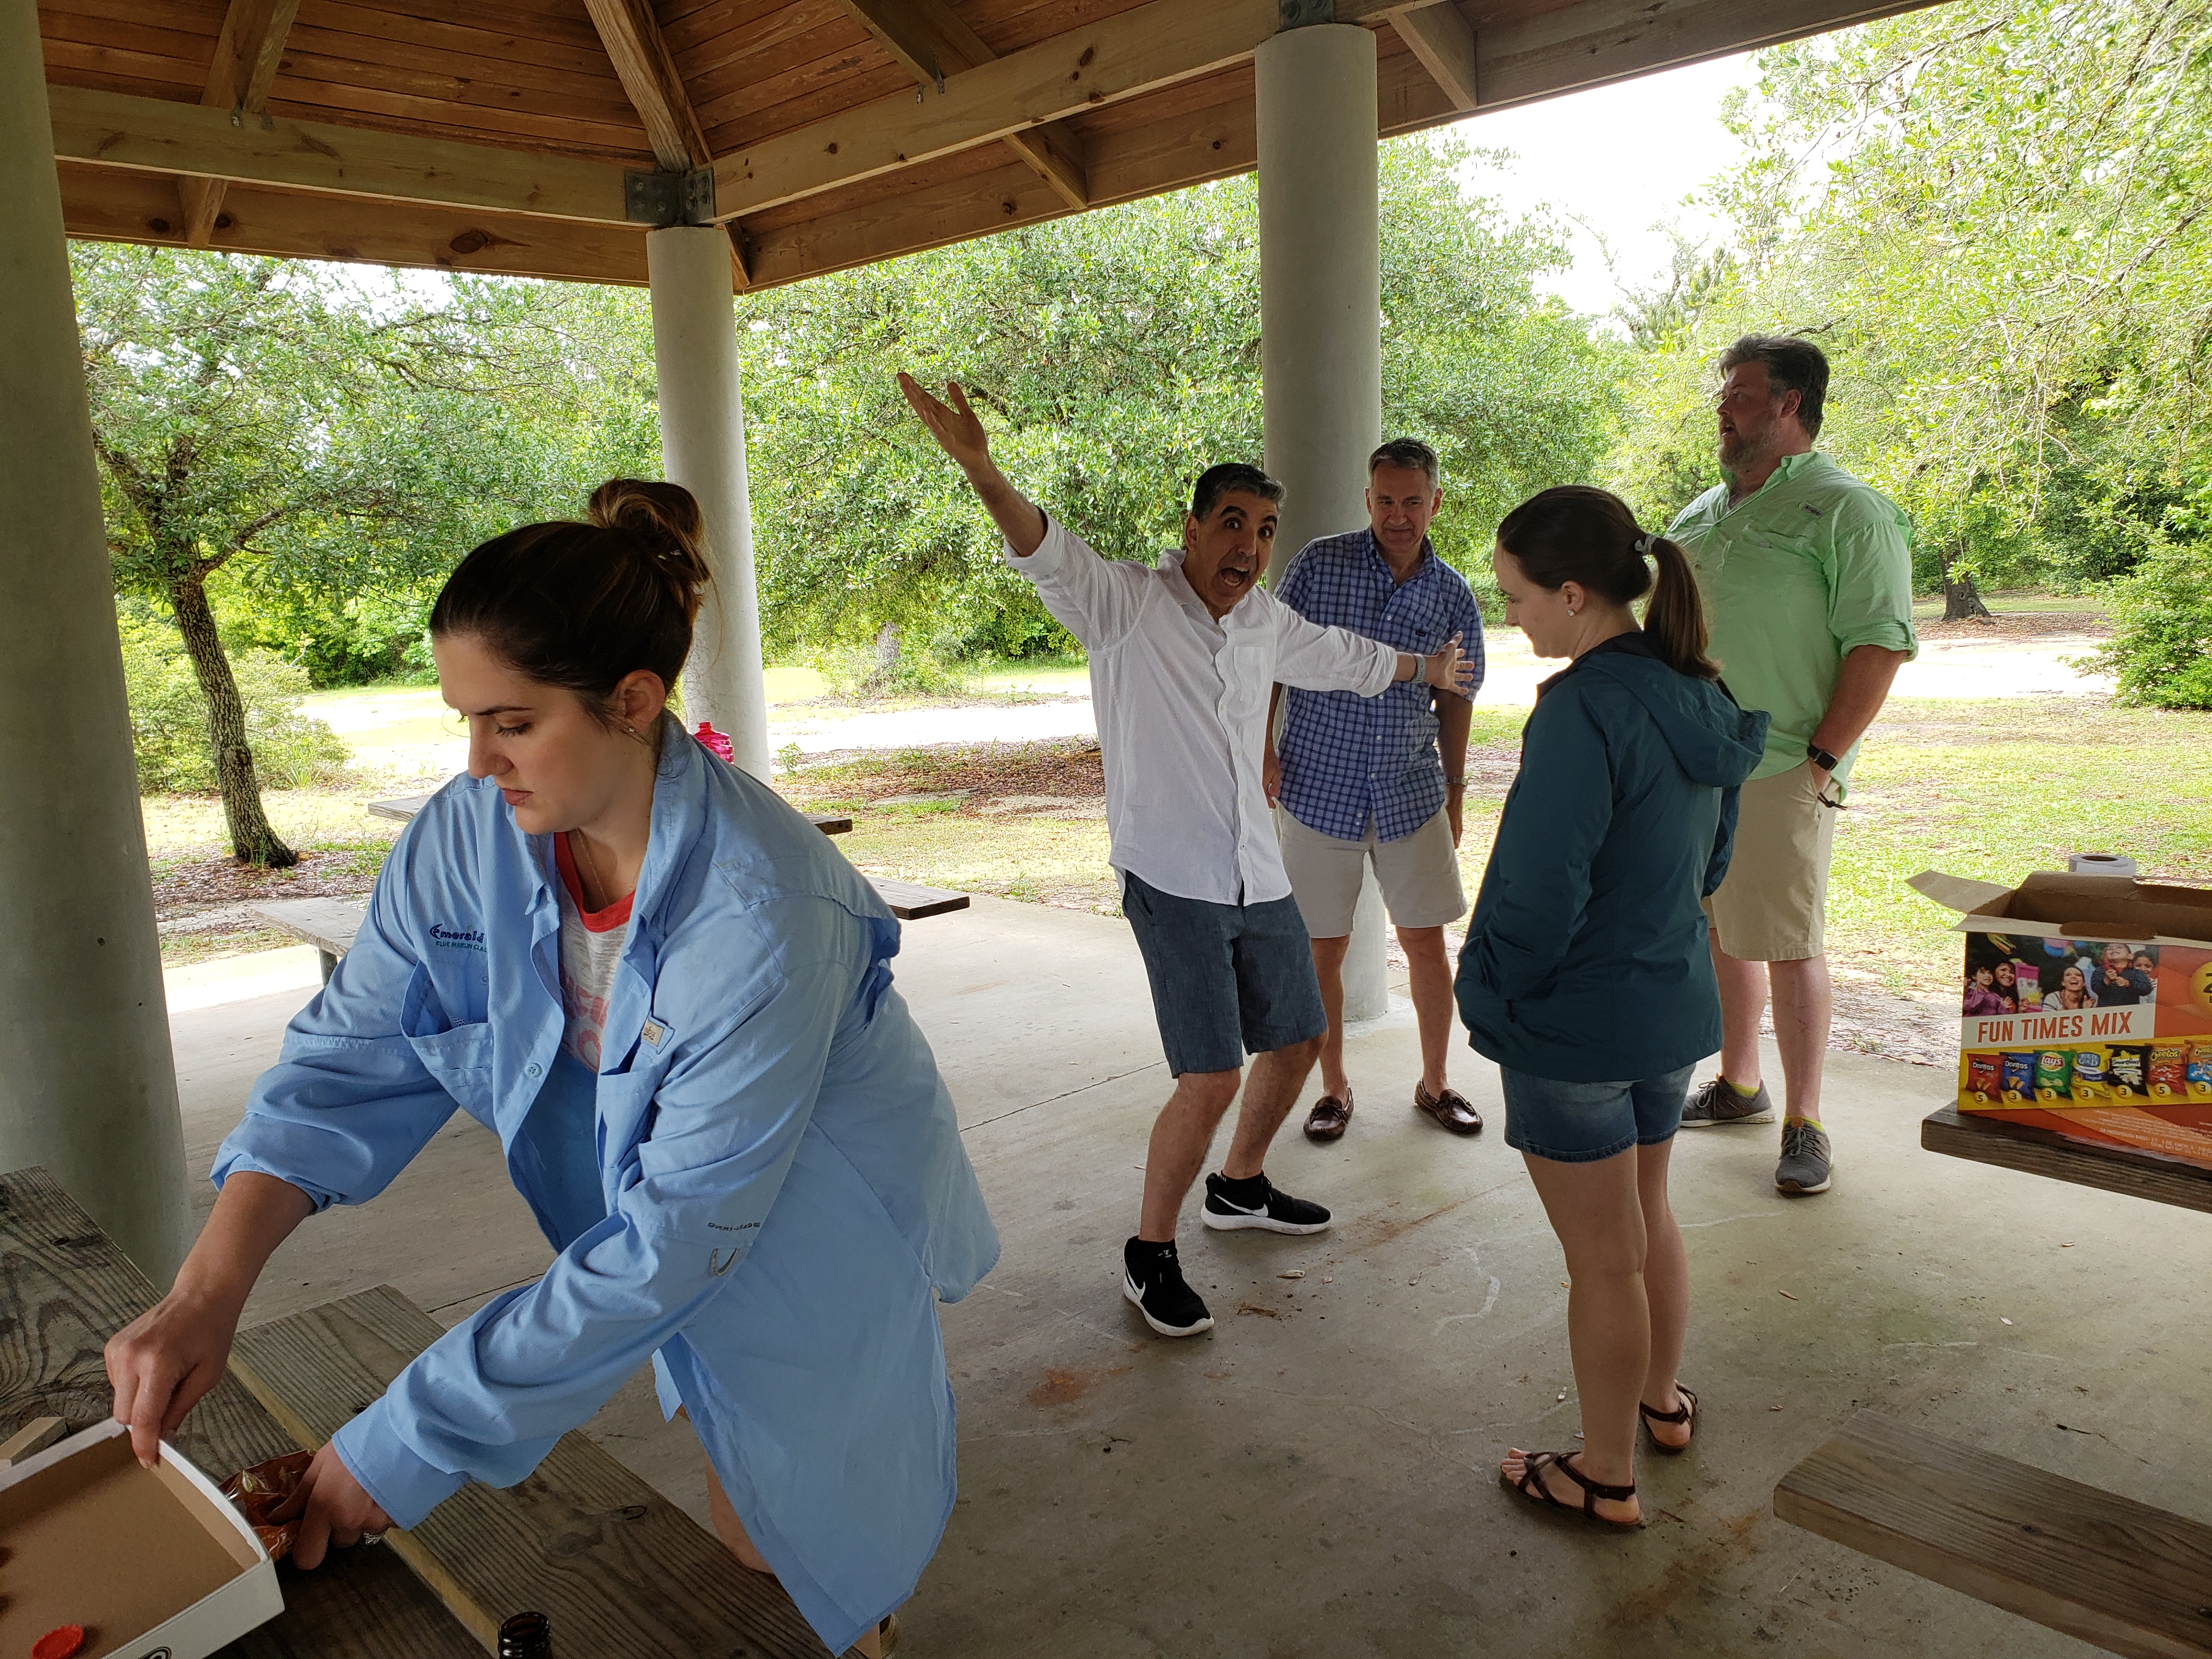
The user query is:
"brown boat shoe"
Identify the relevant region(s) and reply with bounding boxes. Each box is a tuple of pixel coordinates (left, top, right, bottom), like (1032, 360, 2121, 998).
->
(1415, 1081, 1483, 1135)
(1304, 1086, 1354, 1143)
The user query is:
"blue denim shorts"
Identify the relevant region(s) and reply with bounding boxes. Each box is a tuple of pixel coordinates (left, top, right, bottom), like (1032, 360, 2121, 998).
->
(1499, 1064, 1696, 1164)
(1120, 869, 1327, 1075)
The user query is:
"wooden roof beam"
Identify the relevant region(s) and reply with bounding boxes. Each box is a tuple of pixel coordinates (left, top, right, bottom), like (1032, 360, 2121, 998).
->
(715, 0, 1276, 221)
(180, 0, 301, 245)
(52, 86, 634, 225)
(834, 0, 1090, 210)
(579, 0, 751, 287)
(1390, 2, 1478, 113)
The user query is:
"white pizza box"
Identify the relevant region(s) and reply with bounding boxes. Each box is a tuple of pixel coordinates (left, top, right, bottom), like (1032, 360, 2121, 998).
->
(0, 1418, 283, 1659)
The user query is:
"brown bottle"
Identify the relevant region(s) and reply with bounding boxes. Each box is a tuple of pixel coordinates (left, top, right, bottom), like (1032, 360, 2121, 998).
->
(498, 1611, 552, 1658)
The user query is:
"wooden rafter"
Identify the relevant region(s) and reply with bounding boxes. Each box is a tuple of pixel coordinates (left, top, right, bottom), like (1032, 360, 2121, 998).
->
(716, 0, 1270, 221)
(578, 0, 752, 286)
(48, 0, 1957, 290)
(180, 0, 301, 245)
(833, 0, 1089, 210)
(1390, 2, 1478, 113)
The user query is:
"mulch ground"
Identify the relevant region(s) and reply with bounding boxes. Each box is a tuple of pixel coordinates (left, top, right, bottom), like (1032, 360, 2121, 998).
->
(153, 848, 380, 923)
(1916, 610, 2108, 639)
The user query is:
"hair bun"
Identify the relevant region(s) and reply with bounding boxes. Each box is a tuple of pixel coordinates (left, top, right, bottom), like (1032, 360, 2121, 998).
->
(586, 478, 711, 593)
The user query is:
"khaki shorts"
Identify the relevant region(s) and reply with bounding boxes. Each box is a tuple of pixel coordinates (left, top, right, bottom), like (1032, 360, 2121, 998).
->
(1703, 763, 1839, 962)
(1278, 806, 1467, 939)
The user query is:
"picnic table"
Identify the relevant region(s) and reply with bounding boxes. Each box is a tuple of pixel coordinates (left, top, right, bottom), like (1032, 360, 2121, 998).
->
(369, 794, 965, 919)
(0, 1164, 851, 1657)
(1774, 1101, 2212, 1657)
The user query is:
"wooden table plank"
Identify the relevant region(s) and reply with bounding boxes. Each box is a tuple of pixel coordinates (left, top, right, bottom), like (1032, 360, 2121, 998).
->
(868, 878, 970, 920)
(1776, 1410, 2212, 1659)
(0, 1167, 478, 1658)
(231, 1284, 848, 1659)
(1923, 1105, 2212, 1215)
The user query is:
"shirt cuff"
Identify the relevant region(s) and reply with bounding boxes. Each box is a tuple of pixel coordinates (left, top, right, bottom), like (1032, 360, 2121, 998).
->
(1359, 639, 1401, 697)
(1833, 620, 1918, 661)
(331, 1400, 469, 1530)
(1002, 511, 1068, 575)
(209, 1150, 339, 1214)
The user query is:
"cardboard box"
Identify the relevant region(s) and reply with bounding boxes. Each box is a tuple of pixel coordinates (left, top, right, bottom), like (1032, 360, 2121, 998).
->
(0, 1420, 283, 1659)
(1912, 871, 2212, 1111)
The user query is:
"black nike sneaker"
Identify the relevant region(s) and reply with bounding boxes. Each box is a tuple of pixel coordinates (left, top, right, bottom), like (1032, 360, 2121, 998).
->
(1199, 1171, 1332, 1235)
(1122, 1237, 1214, 1336)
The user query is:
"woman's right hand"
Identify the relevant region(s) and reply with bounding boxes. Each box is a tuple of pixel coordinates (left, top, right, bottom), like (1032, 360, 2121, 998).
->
(105, 1285, 246, 1467)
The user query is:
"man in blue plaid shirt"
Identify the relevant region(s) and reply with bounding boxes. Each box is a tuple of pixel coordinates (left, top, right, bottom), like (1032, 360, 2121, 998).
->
(1265, 438, 1487, 1144)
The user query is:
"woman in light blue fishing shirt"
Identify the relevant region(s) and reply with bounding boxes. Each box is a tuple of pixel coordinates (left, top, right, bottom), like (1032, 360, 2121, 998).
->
(105, 480, 998, 1655)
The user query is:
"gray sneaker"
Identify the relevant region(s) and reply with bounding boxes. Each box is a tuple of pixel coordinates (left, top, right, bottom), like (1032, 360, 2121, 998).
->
(1775, 1121, 1833, 1195)
(1680, 1075, 1775, 1127)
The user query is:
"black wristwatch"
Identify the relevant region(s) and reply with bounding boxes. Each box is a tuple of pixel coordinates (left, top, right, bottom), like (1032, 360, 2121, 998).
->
(1806, 744, 1842, 772)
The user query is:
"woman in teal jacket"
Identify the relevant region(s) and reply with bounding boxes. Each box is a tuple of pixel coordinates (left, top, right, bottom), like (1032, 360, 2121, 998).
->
(106, 482, 997, 1655)
(1456, 486, 1766, 1531)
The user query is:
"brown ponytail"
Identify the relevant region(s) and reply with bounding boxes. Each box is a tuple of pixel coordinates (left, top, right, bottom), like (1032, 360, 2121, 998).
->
(1494, 485, 1722, 680)
(430, 478, 715, 718)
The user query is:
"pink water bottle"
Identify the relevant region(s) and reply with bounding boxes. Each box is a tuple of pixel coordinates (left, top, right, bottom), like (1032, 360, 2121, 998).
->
(693, 722, 733, 763)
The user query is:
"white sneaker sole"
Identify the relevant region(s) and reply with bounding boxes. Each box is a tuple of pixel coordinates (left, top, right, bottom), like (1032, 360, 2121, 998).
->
(1122, 1272, 1214, 1336)
(1776, 1176, 1832, 1194)
(1200, 1206, 1331, 1235)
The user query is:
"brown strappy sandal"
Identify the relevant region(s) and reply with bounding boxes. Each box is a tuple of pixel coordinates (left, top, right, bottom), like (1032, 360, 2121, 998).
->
(1639, 1384, 1697, 1455)
(1499, 1449, 1641, 1530)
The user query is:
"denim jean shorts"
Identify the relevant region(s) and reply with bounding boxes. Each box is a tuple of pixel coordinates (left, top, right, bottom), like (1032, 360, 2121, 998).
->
(1120, 868, 1327, 1076)
(1499, 1064, 1696, 1164)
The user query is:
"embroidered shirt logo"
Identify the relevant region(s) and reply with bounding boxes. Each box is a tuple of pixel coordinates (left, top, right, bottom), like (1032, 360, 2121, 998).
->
(427, 923, 487, 952)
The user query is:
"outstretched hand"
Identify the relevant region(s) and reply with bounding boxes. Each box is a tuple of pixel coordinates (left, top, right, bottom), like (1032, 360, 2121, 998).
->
(898, 374, 991, 472)
(1426, 633, 1477, 697)
(274, 1441, 393, 1569)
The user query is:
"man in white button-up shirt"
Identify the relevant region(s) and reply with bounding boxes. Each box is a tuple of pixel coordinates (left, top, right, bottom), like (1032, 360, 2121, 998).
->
(902, 375, 1472, 1339)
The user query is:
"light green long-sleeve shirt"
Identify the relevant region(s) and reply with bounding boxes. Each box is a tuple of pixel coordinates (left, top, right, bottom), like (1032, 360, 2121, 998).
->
(1666, 450, 1917, 786)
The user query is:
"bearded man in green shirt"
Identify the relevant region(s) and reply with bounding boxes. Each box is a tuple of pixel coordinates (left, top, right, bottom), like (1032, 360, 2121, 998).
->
(1665, 336, 1917, 1197)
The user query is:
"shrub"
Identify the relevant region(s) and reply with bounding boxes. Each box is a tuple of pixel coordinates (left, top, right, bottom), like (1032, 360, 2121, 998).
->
(118, 610, 351, 792)
(811, 631, 972, 701)
(2086, 538, 2212, 710)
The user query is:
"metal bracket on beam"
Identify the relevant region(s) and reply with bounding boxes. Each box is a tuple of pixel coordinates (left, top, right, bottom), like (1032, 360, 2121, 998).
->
(1278, 0, 1335, 26)
(623, 165, 718, 228)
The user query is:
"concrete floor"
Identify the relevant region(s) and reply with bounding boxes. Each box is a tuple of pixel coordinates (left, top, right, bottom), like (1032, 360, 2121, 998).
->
(171, 897, 2208, 1658)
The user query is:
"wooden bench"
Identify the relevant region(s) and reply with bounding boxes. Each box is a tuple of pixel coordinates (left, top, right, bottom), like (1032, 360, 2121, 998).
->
(247, 897, 369, 984)
(230, 1284, 846, 1658)
(1775, 1410, 2212, 1658)
(364, 795, 965, 921)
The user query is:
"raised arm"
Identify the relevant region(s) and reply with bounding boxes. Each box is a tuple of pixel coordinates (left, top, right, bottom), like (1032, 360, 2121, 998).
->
(898, 374, 1046, 556)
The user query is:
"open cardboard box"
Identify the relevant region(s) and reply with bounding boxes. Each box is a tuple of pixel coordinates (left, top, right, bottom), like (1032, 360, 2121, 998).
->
(1912, 870, 2212, 1113)
(0, 1420, 283, 1659)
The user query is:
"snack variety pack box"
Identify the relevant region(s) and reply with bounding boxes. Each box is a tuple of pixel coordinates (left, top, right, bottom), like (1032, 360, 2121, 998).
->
(1911, 871, 2212, 1113)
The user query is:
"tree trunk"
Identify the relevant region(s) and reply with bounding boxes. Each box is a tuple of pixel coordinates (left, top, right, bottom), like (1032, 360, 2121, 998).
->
(168, 572, 299, 867)
(1939, 549, 1995, 622)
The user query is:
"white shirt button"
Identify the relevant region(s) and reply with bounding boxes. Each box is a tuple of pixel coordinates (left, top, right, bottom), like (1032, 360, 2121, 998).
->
(526, 1062, 542, 1078)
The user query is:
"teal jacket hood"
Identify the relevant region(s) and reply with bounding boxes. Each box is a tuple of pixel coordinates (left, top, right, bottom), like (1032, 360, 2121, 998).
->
(1455, 636, 1771, 1085)
(1569, 648, 1767, 792)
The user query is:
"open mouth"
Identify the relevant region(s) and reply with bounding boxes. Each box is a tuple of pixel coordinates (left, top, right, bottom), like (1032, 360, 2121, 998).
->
(1218, 565, 1253, 590)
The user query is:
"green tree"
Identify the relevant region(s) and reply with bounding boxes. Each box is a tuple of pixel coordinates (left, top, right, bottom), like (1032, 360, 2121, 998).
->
(76, 247, 596, 859)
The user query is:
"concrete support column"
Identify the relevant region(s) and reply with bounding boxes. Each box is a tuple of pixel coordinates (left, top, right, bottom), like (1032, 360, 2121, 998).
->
(1256, 23, 1390, 1022)
(647, 227, 770, 781)
(0, 0, 193, 1280)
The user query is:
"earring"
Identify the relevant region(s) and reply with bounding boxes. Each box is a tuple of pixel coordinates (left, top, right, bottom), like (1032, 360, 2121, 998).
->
(1566, 607, 1577, 616)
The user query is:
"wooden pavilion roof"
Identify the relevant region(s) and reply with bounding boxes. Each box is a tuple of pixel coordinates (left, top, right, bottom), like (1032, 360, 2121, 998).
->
(42, 0, 1940, 291)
